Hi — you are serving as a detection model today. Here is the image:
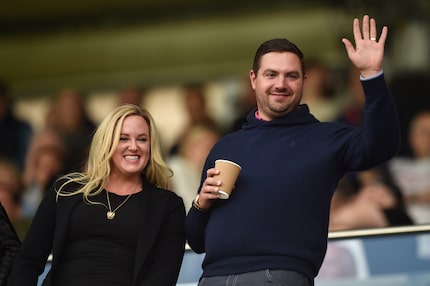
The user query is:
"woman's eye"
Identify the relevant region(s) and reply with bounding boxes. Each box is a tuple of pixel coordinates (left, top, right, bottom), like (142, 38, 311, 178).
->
(119, 137, 128, 141)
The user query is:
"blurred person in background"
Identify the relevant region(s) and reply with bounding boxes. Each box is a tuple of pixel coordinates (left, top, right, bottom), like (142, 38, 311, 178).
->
(47, 88, 96, 173)
(0, 158, 23, 222)
(21, 101, 70, 221)
(182, 82, 217, 130)
(389, 110, 430, 224)
(329, 167, 412, 231)
(168, 124, 220, 211)
(390, 72, 430, 157)
(0, 80, 33, 171)
(334, 66, 366, 127)
(117, 86, 146, 106)
(227, 77, 257, 133)
(186, 15, 400, 286)
(0, 158, 30, 240)
(301, 60, 343, 122)
(169, 82, 219, 156)
(8, 104, 186, 286)
(21, 143, 66, 219)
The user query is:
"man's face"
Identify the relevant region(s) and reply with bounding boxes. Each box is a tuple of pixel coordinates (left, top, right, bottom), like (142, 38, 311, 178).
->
(249, 52, 305, 121)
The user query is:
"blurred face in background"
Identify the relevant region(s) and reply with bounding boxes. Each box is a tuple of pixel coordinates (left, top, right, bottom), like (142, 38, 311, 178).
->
(409, 111, 430, 158)
(180, 126, 219, 171)
(51, 89, 86, 132)
(0, 162, 22, 220)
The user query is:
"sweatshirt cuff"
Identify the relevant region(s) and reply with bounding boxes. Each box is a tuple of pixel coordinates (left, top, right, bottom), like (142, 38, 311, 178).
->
(360, 70, 384, 81)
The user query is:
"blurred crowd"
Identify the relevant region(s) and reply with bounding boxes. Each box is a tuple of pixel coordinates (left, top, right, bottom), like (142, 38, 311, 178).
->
(1, 63, 430, 240)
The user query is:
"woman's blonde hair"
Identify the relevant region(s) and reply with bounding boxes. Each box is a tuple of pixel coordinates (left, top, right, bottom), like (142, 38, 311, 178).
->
(57, 104, 172, 202)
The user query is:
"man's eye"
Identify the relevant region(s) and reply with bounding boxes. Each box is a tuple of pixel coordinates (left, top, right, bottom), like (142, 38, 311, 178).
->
(286, 72, 301, 79)
(265, 72, 276, 78)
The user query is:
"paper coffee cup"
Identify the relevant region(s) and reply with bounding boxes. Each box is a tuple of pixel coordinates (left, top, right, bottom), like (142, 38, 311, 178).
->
(214, 159, 242, 199)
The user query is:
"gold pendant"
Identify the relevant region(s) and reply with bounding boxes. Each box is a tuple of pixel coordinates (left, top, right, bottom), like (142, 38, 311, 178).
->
(107, 211, 115, 220)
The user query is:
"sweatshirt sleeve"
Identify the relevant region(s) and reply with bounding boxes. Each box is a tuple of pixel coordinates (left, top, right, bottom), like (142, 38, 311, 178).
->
(343, 73, 401, 170)
(185, 205, 211, 254)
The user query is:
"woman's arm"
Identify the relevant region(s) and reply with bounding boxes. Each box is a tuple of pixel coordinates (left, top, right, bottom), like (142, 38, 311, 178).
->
(7, 186, 57, 285)
(141, 194, 186, 286)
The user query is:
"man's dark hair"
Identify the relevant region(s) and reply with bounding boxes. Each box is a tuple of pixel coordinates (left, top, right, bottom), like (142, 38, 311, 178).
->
(252, 38, 305, 76)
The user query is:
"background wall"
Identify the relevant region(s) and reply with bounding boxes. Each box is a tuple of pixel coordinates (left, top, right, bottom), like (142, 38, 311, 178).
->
(1, 1, 429, 98)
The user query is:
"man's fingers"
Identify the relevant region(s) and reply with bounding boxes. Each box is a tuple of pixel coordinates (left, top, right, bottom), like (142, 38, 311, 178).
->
(362, 15, 370, 40)
(341, 38, 354, 54)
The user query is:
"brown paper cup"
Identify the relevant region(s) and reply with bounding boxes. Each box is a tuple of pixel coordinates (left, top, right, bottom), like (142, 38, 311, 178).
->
(214, 159, 242, 199)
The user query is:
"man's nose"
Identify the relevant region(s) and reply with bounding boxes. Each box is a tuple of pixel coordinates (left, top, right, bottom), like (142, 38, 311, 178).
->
(275, 75, 287, 89)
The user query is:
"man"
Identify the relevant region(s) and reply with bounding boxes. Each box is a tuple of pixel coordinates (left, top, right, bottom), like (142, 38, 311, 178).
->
(186, 15, 400, 285)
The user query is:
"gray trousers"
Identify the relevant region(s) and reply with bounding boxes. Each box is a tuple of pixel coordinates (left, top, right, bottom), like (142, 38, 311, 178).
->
(198, 269, 313, 286)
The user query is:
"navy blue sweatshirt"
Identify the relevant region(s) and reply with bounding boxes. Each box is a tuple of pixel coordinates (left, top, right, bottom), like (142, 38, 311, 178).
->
(185, 74, 400, 281)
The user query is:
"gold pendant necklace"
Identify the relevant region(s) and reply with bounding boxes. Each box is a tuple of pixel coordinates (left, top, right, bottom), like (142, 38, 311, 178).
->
(105, 190, 132, 220)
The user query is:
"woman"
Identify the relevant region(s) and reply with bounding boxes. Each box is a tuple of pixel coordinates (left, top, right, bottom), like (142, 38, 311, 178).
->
(8, 104, 186, 286)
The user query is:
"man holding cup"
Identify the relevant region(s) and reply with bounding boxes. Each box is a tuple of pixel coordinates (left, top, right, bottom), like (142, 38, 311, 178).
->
(186, 15, 400, 285)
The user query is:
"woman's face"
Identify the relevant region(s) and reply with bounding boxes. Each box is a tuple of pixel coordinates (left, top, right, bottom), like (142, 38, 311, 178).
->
(111, 115, 150, 178)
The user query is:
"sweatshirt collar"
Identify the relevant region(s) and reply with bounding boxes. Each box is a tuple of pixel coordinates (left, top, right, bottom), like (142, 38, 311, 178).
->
(243, 104, 319, 129)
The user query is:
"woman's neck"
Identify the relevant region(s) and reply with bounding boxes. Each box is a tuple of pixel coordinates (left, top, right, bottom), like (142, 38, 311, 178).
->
(105, 175, 143, 195)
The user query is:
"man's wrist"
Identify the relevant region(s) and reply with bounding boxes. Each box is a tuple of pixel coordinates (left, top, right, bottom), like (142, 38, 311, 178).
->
(193, 195, 208, 211)
(360, 70, 384, 81)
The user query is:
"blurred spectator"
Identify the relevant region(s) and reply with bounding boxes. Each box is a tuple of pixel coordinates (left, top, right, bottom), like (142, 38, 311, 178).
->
(182, 82, 217, 129)
(0, 158, 31, 240)
(334, 67, 365, 127)
(117, 86, 146, 106)
(21, 142, 66, 219)
(388, 110, 430, 224)
(169, 82, 219, 156)
(0, 80, 33, 171)
(167, 124, 220, 211)
(390, 72, 430, 157)
(329, 167, 412, 231)
(227, 77, 257, 132)
(23, 129, 64, 186)
(0, 158, 22, 222)
(47, 88, 96, 173)
(301, 60, 343, 122)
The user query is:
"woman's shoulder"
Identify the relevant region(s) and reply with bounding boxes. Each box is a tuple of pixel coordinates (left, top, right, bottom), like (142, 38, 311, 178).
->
(51, 174, 85, 195)
(145, 182, 183, 203)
